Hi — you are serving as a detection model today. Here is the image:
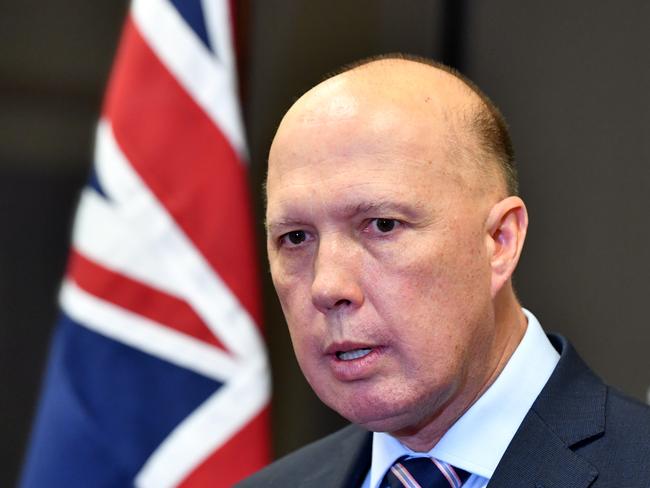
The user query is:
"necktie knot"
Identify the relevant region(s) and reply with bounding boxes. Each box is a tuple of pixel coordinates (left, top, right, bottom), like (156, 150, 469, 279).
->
(380, 456, 470, 488)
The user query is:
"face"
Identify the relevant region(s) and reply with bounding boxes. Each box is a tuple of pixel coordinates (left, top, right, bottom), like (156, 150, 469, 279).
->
(266, 85, 503, 437)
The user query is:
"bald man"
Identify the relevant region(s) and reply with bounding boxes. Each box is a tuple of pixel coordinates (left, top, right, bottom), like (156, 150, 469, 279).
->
(238, 56, 650, 488)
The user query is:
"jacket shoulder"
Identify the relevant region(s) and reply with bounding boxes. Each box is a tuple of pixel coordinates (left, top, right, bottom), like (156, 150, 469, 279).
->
(581, 386, 650, 485)
(538, 335, 650, 485)
(236, 424, 371, 487)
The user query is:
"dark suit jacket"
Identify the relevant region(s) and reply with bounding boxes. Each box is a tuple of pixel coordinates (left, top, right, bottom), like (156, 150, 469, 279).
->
(237, 335, 650, 487)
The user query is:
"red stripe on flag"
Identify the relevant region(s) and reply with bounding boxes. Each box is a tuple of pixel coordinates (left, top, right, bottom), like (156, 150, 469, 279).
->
(68, 249, 228, 351)
(178, 407, 271, 488)
(103, 17, 262, 327)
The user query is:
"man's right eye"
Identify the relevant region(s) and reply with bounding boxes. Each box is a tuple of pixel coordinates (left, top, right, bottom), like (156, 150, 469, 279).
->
(280, 230, 307, 246)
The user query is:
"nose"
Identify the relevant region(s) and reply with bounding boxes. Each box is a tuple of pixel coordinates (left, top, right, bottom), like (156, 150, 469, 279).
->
(311, 235, 364, 314)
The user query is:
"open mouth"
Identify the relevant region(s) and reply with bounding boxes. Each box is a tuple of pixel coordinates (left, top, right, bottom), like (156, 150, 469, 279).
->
(336, 348, 372, 361)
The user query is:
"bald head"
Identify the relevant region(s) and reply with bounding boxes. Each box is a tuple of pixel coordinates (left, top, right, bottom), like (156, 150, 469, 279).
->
(271, 55, 517, 197)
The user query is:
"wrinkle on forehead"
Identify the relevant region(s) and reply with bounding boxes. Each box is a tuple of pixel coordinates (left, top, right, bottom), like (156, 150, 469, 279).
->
(266, 153, 469, 237)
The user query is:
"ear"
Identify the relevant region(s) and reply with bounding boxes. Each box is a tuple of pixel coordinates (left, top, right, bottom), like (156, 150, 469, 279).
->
(484, 196, 528, 298)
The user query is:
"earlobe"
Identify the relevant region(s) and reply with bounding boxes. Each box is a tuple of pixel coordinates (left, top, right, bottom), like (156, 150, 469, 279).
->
(486, 196, 528, 297)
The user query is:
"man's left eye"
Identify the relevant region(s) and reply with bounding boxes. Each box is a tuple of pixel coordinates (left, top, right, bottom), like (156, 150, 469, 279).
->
(370, 218, 399, 233)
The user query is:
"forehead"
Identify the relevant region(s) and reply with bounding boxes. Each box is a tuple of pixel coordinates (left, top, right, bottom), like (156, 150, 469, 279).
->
(266, 104, 470, 226)
(264, 64, 494, 226)
(269, 108, 444, 182)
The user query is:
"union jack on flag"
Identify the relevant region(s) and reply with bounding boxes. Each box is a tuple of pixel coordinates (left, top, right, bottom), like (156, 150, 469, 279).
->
(20, 1, 270, 486)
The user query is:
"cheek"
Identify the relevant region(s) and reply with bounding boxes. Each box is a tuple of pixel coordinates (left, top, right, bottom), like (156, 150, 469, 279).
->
(270, 266, 316, 350)
(271, 257, 310, 310)
(279, 297, 316, 358)
(365, 241, 447, 311)
(367, 235, 490, 348)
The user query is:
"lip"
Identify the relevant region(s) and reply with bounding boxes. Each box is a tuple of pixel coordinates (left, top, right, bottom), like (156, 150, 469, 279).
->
(324, 341, 377, 356)
(324, 341, 385, 381)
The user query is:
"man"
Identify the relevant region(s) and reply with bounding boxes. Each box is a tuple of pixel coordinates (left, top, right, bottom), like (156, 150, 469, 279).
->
(239, 55, 650, 487)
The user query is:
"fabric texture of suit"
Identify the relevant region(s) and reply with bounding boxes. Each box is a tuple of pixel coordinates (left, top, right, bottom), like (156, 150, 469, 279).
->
(237, 335, 650, 487)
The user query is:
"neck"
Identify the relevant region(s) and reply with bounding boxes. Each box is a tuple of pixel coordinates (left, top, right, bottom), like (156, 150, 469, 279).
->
(392, 288, 527, 452)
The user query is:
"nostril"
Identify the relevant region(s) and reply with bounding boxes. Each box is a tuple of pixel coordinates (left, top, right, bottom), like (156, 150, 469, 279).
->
(333, 299, 352, 308)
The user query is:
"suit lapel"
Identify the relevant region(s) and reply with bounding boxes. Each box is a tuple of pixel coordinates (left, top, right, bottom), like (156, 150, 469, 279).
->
(341, 431, 373, 488)
(488, 410, 598, 488)
(488, 335, 605, 488)
(297, 425, 372, 488)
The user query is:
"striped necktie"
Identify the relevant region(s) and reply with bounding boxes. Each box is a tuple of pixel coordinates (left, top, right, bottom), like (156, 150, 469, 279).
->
(380, 456, 470, 488)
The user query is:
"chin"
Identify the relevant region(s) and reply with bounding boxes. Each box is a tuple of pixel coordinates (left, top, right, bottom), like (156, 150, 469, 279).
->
(355, 413, 413, 434)
(325, 391, 421, 433)
(323, 379, 457, 439)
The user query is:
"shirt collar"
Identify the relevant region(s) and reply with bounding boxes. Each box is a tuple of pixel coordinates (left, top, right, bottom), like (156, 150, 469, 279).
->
(368, 309, 560, 488)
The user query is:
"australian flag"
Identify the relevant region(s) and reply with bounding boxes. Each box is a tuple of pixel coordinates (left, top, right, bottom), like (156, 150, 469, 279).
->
(20, 1, 271, 486)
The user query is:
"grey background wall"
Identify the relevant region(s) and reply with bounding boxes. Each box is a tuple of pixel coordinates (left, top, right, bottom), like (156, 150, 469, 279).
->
(2, 1, 648, 486)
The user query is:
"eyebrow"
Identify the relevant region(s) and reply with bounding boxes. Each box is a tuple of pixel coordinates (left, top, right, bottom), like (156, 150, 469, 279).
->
(266, 199, 422, 234)
(265, 217, 306, 234)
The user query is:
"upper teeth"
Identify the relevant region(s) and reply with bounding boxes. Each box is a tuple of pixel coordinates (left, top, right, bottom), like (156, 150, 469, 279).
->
(337, 348, 371, 361)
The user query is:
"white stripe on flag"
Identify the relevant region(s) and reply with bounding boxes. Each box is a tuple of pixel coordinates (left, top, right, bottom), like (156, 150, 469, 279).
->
(201, 0, 236, 73)
(135, 349, 270, 487)
(75, 121, 266, 361)
(60, 280, 237, 382)
(132, 0, 247, 159)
